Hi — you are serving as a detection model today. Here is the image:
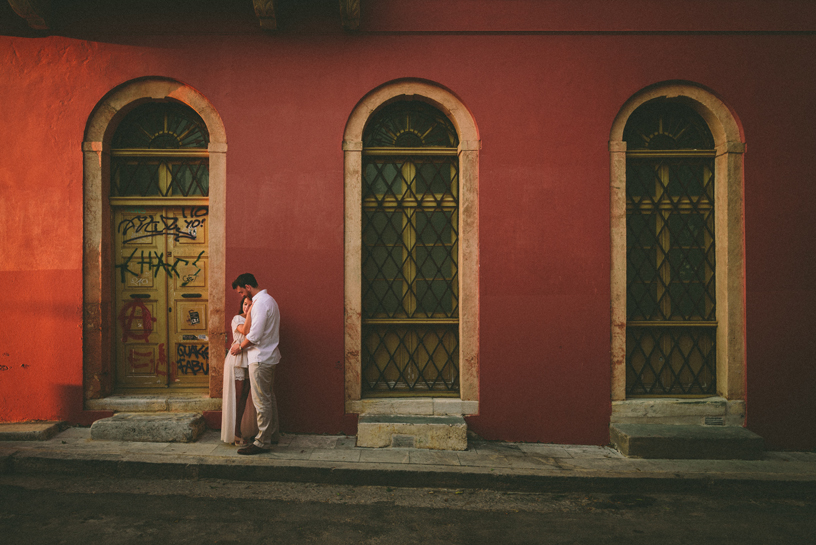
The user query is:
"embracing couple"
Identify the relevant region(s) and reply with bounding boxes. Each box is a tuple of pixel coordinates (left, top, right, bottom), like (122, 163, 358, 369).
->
(220, 273, 282, 455)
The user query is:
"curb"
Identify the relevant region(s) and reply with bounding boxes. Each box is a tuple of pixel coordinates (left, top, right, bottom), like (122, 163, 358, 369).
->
(4, 447, 815, 497)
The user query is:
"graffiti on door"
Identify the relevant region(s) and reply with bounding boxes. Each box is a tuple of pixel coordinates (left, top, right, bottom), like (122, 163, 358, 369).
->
(117, 299, 157, 343)
(116, 249, 205, 284)
(125, 343, 167, 376)
(176, 344, 209, 376)
(117, 206, 208, 244)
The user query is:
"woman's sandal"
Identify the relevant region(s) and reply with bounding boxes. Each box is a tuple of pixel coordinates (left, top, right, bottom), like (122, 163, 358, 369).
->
(234, 436, 248, 446)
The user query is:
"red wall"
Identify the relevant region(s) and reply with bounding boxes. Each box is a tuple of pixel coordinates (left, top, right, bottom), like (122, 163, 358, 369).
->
(1, 1, 814, 449)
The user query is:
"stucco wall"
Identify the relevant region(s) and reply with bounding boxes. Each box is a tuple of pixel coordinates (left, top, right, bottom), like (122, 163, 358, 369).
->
(0, 1, 814, 449)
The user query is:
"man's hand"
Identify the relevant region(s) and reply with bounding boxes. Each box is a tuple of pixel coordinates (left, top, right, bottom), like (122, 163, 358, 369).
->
(229, 343, 242, 356)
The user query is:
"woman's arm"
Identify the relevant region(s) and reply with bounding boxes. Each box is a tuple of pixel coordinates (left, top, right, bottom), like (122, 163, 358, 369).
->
(230, 315, 244, 340)
(235, 301, 254, 334)
(229, 301, 254, 355)
(241, 301, 253, 335)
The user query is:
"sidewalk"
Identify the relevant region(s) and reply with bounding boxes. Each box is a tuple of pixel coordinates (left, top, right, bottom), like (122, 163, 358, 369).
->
(2, 424, 815, 494)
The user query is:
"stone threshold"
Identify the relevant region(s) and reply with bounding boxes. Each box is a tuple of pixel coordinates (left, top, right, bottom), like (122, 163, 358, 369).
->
(611, 396, 745, 426)
(86, 394, 221, 413)
(346, 397, 478, 416)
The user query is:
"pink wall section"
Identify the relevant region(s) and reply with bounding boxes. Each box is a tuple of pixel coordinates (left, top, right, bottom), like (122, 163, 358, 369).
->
(1, 2, 814, 449)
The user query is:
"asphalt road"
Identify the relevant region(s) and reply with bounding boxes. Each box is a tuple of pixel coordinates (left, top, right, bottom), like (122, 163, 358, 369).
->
(1, 474, 814, 544)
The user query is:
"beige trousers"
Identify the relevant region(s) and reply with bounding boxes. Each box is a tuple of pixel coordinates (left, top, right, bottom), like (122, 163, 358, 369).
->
(248, 362, 280, 448)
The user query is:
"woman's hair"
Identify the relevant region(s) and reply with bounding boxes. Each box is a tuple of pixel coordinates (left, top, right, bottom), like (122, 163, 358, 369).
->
(238, 296, 249, 315)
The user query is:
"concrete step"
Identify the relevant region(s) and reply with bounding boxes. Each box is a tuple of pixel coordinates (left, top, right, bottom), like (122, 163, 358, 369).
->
(610, 423, 764, 460)
(86, 394, 220, 413)
(0, 422, 66, 441)
(357, 414, 467, 451)
(90, 412, 206, 443)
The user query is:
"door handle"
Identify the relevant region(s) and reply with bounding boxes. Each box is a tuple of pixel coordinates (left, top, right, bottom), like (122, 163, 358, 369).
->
(129, 294, 150, 299)
(182, 293, 202, 298)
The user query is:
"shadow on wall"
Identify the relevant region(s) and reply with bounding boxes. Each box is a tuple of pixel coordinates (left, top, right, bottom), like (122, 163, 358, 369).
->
(48, 383, 84, 423)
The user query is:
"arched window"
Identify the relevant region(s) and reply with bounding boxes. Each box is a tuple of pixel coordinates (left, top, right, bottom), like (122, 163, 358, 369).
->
(361, 101, 460, 394)
(343, 80, 480, 416)
(609, 83, 746, 423)
(623, 100, 716, 396)
(111, 102, 210, 199)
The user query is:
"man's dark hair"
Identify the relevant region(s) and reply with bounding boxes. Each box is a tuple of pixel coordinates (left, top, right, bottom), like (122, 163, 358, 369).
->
(232, 273, 258, 290)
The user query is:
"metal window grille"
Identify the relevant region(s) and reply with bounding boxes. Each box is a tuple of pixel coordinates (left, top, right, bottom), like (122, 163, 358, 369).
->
(624, 101, 717, 396)
(361, 101, 460, 395)
(110, 102, 209, 198)
(111, 159, 209, 197)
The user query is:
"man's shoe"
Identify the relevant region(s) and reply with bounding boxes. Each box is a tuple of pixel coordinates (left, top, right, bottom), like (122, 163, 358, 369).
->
(237, 444, 266, 455)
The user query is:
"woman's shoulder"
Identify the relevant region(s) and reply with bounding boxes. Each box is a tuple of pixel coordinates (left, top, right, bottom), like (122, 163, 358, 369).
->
(231, 314, 246, 326)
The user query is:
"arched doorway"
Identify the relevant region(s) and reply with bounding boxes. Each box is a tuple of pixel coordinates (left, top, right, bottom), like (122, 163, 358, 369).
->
(83, 77, 227, 400)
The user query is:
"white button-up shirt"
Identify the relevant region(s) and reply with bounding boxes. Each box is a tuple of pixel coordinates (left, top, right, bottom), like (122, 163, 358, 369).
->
(245, 289, 281, 365)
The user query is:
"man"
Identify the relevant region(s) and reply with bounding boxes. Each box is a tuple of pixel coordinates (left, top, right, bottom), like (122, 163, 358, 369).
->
(230, 273, 282, 455)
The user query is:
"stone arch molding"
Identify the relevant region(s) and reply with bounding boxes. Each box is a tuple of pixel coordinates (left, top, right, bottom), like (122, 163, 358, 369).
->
(608, 81, 747, 424)
(84, 77, 227, 145)
(609, 81, 744, 149)
(82, 76, 227, 402)
(342, 79, 481, 416)
(343, 79, 480, 148)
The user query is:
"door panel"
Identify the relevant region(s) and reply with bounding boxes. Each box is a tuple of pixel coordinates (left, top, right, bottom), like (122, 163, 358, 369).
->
(167, 206, 209, 388)
(114, 208, 169, 388)
(113, 206, 209, 390)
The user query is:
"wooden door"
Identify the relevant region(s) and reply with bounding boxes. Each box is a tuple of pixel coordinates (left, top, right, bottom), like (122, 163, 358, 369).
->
(113, 206, 209, 390)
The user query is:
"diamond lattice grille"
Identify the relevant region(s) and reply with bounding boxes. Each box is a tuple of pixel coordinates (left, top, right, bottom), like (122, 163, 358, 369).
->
(361, 101, 460, 394)
(626, 158, 716, 322)
(362, 157, 459, 320)
(111, 159, 209, 197)
(626, 326, 716, 395)
(362, 155, 459, 393)
(362, 324, 459, 392)
(361, 100, 460, 394)
(624, 101, 716, 396)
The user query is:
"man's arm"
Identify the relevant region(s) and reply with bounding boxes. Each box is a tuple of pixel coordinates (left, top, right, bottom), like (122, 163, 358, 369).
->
(244, 298, 268, 347)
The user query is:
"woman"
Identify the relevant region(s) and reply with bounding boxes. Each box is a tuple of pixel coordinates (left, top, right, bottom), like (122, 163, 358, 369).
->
(221, 296, 258, 445)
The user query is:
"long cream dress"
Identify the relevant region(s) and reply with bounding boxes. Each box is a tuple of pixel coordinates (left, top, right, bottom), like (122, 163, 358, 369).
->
(220, 314, 258, 444)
